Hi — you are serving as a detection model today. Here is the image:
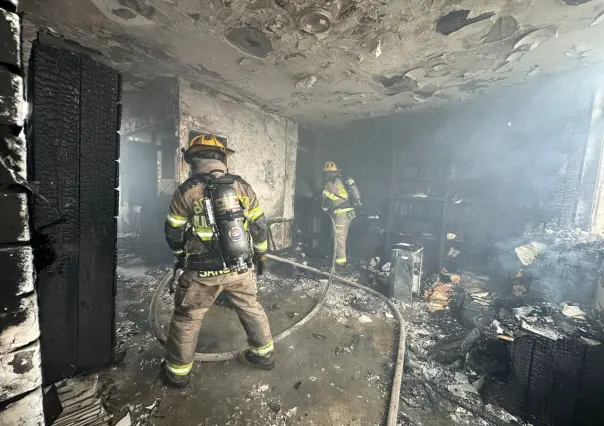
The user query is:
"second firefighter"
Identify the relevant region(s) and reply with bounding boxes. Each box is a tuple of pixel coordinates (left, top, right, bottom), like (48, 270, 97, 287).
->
(321, 161, 362, 268)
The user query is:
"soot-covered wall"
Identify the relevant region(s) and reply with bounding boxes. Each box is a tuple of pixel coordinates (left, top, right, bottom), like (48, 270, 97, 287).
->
(303, 72, 598, 274)
(179, 78, 298, 250)
(0, 1, 44, 422)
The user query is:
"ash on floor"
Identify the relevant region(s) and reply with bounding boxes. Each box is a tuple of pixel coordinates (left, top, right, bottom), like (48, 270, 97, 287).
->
(102, 258, 396, 426)
(99, 257, 527, 426)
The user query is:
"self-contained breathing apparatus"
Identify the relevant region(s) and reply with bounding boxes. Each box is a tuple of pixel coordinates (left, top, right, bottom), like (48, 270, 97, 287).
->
(343, 176, 362, 208)
(201, 173, 253, 274)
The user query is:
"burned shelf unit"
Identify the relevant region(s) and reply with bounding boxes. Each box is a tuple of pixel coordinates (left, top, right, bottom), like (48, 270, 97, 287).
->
(386, 156, 448, 274)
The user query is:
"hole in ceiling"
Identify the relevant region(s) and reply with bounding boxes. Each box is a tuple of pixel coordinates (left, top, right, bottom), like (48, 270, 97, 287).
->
(112, 8, 137, 20)
(373, 74, 419, 96)
(225, 27, 273, 59)
(561, 0, 592, 4)
(436, 10, 495, 36)
(484, 16, 519, 43)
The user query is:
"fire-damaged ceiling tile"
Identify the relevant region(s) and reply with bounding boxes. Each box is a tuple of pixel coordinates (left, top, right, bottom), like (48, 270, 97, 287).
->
(112, 8, 137, 20)
(436, 10, 495, 36)
(116, 0, 155, 20)
(513, 27, 558, 52)
(560, 0, 593, 4)
(484, 16, 519, 44)
(224, 26, 273, 59)
(294, 74, 317, 88)
(373, 72, 419, 96)
(506, 51, 525, 63)
(427, 63, 451, 78)
(18, 0, 604, 122)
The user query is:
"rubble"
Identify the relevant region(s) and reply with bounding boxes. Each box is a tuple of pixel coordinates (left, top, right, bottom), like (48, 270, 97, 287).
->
(402, 227, 604, 426)
(424, 282, 452, 312)
(268, 274, 392, 321)
(358, 315, 372, 323)
(447, 383, 479, 398)
(116, 234, 603, 426)
(115, 413, 131, 426)
(561, 302, 587, 320)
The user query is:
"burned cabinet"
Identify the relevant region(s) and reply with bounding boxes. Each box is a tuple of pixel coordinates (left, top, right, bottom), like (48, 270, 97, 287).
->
(386, 144, 449, 274)
(388, 243, 424, 302)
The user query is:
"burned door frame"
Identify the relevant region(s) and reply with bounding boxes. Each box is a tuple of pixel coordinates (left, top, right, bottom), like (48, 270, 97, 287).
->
(28, 31, 121, 384)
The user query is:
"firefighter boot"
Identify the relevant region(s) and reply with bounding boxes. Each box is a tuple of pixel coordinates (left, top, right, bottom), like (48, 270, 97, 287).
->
(238, 342, 275, 371)
(160, 361, 191, 389)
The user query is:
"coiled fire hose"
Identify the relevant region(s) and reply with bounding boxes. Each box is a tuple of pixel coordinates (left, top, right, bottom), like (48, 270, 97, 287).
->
(150, 215, 406, 426)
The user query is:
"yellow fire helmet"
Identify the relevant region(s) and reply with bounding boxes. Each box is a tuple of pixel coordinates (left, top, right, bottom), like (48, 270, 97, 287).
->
(323, 161, 339, 172)
(187, 134, 235, 158)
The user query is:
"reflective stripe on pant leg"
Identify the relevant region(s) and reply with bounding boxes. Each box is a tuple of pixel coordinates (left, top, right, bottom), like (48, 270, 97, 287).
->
(164, 360, 193, 376)
(336, 257, 347, 264)
(224, 272, 273, 348)
(248, 340, 274, 356)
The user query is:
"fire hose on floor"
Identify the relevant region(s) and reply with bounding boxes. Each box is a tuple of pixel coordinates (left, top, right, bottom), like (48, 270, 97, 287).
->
(150, 215, 406, 426)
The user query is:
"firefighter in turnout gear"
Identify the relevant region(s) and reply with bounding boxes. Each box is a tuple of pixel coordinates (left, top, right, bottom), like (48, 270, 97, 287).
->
(321, 161, 361, 268)
(161, 134, 274, 388)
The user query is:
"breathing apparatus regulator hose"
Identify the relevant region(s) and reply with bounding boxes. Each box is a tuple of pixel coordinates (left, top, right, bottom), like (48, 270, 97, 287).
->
(149, 214, 406, 426)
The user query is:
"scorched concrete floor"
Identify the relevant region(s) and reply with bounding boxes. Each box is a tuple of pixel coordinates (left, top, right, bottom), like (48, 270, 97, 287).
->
(101, 257, 397, 426)
(102, 257, 520, 426)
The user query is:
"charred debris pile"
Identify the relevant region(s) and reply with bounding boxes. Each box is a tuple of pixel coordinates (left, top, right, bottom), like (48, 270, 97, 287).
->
(392, 228, 604, 426)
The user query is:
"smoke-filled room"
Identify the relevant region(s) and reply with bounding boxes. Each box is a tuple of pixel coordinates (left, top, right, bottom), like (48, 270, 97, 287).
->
(3, 1, 604, 426)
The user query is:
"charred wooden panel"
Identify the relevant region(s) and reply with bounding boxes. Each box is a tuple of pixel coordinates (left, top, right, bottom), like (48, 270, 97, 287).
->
(29, 33, 120, 384)
(77, 56, 119, 371)
(30, 39, 81, 383)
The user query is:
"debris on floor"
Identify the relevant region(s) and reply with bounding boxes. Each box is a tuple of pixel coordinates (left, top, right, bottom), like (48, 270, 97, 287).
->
(105, 241, 604, 426)
(401, 227, 604, 426)
(114, 413, 131, 426)
(561, 301, 587, 320)
(53, 375, 111, 426)
(424, 282, 453, 312)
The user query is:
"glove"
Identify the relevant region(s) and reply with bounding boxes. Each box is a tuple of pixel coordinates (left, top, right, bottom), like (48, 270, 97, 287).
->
(175, 255, 186, 270)
(253, 252, 267, 276)
(321, 198, 331, 212)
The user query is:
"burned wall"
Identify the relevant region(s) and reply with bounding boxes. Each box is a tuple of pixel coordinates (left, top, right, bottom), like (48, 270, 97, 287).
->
(0, 1, 45, 423)
(120, 77, 178, 136)
(303, 72, 597, 275)
(178, 78, 298, 250)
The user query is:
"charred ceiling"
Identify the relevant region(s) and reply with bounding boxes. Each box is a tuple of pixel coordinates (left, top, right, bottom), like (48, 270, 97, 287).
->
(19, 0, 604, 123)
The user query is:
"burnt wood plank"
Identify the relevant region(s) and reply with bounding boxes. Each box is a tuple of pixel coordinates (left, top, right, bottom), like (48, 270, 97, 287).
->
(30, 39, 80, 384)
(77, 56, 119, 370)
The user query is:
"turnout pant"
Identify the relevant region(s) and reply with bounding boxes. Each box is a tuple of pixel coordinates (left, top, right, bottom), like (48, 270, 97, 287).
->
(164, 269, 273, 376)
(333, 211, 353, 265)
